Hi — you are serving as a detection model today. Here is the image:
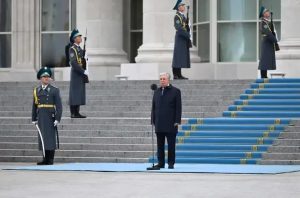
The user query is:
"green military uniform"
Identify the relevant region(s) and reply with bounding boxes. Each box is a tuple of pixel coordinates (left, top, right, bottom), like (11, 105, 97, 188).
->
(32, 67, 62, 165)
(68, 29, 87, 118)
(171, 0, 190, 80)
(258, 6, 278, 78)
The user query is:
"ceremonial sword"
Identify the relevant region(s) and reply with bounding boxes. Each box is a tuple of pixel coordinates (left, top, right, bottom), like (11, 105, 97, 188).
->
(34, 123, 46, 159)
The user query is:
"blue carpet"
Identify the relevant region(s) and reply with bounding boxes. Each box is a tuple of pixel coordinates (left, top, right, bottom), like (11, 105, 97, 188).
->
(4, 163, 300, 174)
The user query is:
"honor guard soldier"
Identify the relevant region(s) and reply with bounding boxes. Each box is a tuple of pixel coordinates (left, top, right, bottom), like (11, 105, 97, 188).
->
(32, 67, 62, 165)
(172, 0, 191, 80)
(258, 6, 279, 78)
(69, 29, 88, 118)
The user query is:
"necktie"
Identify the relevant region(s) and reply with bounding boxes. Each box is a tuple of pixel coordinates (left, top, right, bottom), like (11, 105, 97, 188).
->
(161, 88, 164, 96)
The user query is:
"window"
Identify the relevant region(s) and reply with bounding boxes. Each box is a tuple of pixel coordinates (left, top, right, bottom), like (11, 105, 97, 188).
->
(193, 0, 210, 63)
(123, 0, 143, 63)
(41, 0, 76, 68)
(0, 0, 12, 68)
(193, 0, 281, 63)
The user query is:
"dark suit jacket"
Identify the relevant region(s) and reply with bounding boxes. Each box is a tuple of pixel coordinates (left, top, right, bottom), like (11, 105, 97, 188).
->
(151, 84, 182, 133)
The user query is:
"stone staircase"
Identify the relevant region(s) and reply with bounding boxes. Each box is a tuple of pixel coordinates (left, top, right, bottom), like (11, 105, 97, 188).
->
(0, 80, 251, 163)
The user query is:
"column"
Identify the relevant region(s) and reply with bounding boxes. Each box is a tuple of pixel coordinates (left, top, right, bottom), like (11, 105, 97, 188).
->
(276, 0, 300, 77)
(135, 0, 200, 63)
(76, 0, 128, 80)
(9, 0, 37, 80)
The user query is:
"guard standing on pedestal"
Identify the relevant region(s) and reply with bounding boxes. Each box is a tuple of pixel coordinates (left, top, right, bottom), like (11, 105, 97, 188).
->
(258, 6, 279, 78)
(32, 67, 62, 165)
(172, 0, 191, 80)
(69, 29, 88, 118)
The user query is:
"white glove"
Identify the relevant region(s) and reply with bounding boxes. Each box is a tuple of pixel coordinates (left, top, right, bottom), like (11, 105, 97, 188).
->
(32, 121, 38, 125)
(54, 120, 59, 127)
(84, 70, 89, 76)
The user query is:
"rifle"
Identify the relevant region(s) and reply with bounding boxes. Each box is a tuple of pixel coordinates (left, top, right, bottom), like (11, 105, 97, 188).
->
(186, 6, 192, 48)
(82, 28, 89, 83)
(270, 12, 280, 51)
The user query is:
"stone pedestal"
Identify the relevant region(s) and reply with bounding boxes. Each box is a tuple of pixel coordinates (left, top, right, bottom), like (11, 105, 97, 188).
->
(276, 0, 300, 77)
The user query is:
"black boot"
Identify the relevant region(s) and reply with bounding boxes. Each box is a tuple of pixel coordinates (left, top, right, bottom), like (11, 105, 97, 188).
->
(76, 106, 86, 118)
(37, 157, 47, 165)
(70, 106, 76, 118)
(46, 150, 55, 165)
(178, 69, 188, 80)
(37, 150, 50, 165)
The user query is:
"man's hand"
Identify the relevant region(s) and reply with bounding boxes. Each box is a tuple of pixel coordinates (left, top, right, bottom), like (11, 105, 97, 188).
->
(174, 123, 179, 127)
(54, 120, 59, 127)
(32, 121, 38, 125)
(84, 70, 89, 76)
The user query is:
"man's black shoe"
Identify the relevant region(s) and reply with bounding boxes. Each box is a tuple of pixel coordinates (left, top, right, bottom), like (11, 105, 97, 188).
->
(168, 164, 174, 169)
(77, 113, 87, 118)
(71, 114, 87, 118)
(153, 164, 165, 169)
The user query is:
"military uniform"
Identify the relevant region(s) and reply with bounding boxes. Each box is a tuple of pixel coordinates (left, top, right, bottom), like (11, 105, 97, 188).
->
(172, 1, 191, 80)
(32, 67, 62, 165)
(258, 7, 278, 78)
(69, 29, 87, 118)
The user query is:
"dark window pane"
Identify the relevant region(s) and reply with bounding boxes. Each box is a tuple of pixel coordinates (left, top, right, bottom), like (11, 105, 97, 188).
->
(218, 0, 257, 21)
(71, 0, 76, 30)
(193, 0, 197, 24)
(0, 34, 11, 68)
(198, 24, 210, 62)
(218, 22, 257, 62)
(131, 0, 143, 30)
(42, 34, 69, 68)
(130, 32, 142, 63)
(198, 0, 210, 22)
(42, 0, 69, 31)
(192, 25, 197, 46)
(0, 0, 12, 32)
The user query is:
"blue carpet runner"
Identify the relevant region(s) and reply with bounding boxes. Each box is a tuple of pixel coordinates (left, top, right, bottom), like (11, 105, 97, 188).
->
(149, 78, 300, 165)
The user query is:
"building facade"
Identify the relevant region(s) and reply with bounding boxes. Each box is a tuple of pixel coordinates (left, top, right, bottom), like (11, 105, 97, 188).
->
(0, 0, 299, 81)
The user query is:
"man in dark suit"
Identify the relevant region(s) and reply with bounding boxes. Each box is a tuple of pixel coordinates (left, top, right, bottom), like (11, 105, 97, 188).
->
(172, 0, 191, 80)
(151, 73, 182, 169)
(32, 67, 62, 165)
(258, 6, 278, 78)
(69, 29, 88, 118)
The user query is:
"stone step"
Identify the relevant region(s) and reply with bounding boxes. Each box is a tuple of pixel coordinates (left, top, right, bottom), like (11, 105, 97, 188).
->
(262, 153, 300, 160)
(0, 99, 234, 106)
(273, 139, 300, 146)
(0, 80, 253, 86)
(0, 87, 249, 93)
(0, 95, 238, 103)
(0, 156, 148, 163)
(0, 149, 151, 158)
(0, 142, 153, 151)
(0, 111, 220, 118)
(279, 132, 300, 139)
(259, 160, 300, 165)
(268, 146, 300, 153)
(0, 136, 153, 144)
(0, 130, 152, 137)
(0, 105, 228, 112)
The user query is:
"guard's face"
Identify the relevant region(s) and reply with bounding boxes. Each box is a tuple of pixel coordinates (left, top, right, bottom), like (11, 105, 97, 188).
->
(160, 75, 169, 88)
(178, 5, 185, 12)
(74, 36, 82, 44)
(41, 76, 50, 85)
(263, 11, 270, 18)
